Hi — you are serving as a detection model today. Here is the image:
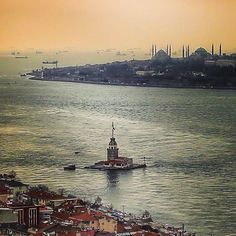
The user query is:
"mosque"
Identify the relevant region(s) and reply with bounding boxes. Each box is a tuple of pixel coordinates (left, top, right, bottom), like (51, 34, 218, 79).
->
(150, 43, 236, 68)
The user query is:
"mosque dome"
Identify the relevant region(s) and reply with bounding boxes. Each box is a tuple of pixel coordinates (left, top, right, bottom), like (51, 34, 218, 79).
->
(152, 49, 170, 63)
(191, 47, 211, 58)
(195, 47, 208, 54)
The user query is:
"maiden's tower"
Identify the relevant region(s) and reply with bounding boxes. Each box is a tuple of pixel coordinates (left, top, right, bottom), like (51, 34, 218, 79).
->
(86, 123, 146, 170)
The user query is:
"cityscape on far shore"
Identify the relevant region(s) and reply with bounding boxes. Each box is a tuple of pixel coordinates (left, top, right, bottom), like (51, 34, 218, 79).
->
(29, 44, 236, 89)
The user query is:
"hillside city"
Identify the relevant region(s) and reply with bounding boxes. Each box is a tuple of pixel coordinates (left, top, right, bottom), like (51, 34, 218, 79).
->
(0, 172, 196, 236)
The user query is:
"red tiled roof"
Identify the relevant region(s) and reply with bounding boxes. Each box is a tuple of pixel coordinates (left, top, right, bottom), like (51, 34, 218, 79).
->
(104, 160, 126, 164)
(10, 204, 38, 209)
(117, 156, 129, 159)
(117, 222, 125, 232)
(27, 189, 65, 200)
(80, 230, 96, 236)
(117, 223, 141, 233)
(69, 212, 97, 222)
(91, 210, 104, 218)
(51, 211, 71, 221)
(0, 185, 11, 195)
(75, 206, 88, 214)
(133, 232, 159, 236)
(102, 215, 114, 220)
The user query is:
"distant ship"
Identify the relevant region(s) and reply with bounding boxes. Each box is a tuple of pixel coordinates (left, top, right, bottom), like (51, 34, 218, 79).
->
(42, 60, 58, 68)
(42, 60, 58, 64)
(15, 55, 28, 59)
(85, 123, 147, 170)
(64, 164, 76, 171)
(11, 51, 20, 56)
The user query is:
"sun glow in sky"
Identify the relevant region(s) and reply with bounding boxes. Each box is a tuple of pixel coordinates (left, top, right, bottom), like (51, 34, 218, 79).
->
(0, 0, 236, 52)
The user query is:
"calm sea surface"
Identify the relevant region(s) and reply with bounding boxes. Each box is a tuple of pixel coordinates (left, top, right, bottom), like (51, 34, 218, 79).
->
(0, 52, 236, 236)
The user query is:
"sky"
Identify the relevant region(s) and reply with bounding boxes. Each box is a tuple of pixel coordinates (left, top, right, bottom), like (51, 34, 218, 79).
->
(0, 0, 236, 52)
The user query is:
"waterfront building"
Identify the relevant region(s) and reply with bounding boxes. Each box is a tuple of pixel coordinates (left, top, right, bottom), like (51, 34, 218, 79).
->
(11, 204, 40, 228)
(0, 179, 28, 201)
(98, 215, 117, 233)
(0, 184, 12, 202)
(0, 204, 39, 228)
(25, 188, 66, 206)
(205, 59, 236, 68)
(0, 207, 18, 224)
(216, 59, 236, 67)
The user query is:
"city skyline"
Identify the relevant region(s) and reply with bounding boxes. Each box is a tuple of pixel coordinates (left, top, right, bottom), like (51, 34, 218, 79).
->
(0, 0, 236, 52)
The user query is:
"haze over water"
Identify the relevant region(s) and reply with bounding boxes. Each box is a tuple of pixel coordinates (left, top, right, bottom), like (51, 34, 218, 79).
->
(0, 52, 236, 236)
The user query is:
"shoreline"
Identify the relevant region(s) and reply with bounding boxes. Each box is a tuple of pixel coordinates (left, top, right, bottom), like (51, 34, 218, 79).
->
(0, 173, 196, 236)
(29, 76, 236, 90)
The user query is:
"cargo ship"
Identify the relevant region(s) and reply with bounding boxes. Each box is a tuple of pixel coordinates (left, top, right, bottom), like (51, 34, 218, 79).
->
(15, 55, 28, 59)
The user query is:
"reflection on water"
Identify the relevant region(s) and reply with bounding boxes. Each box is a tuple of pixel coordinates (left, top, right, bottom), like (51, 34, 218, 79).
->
(106, 170, 120, 187)
(0, 52, 236, 236)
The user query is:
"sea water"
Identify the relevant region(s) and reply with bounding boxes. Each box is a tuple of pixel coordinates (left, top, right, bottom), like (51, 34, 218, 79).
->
(0, 51, 236, 235)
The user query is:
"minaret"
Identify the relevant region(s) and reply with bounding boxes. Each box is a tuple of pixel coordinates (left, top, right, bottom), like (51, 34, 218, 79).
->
(41, 66, 44, 79)
(185, 46, 188, 58)
(151, 45, 154, 57)
(166, 44, 169, 55)
(107, 122, 119, 161)
(182, 45, 185, 58)
(187, 45, 190, 57)
(211, 44, 214, 56)
(219, 44, 222, 56)
(169, 45, 172, 57)
(154, 44, 157, 56)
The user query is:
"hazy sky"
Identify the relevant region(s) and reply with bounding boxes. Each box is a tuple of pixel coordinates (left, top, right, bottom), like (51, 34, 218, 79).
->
(1, 0, 235, 52)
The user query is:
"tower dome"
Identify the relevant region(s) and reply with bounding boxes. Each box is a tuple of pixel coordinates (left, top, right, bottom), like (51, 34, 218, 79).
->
(109, 137, 117, 146)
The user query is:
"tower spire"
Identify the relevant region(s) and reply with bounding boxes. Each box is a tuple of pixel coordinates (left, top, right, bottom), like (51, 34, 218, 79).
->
(182, 45, 185, 58)
(169, 44, 172, 57)
(112, 122, 115, 138)
(166, 44, 169, 55)
(41, 66, 44, 79)
(219, 44, 222, 56)
(211, 44, 214, 56)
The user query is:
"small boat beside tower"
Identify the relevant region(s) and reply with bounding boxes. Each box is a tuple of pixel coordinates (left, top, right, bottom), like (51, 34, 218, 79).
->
(85, 122, 146, 170)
